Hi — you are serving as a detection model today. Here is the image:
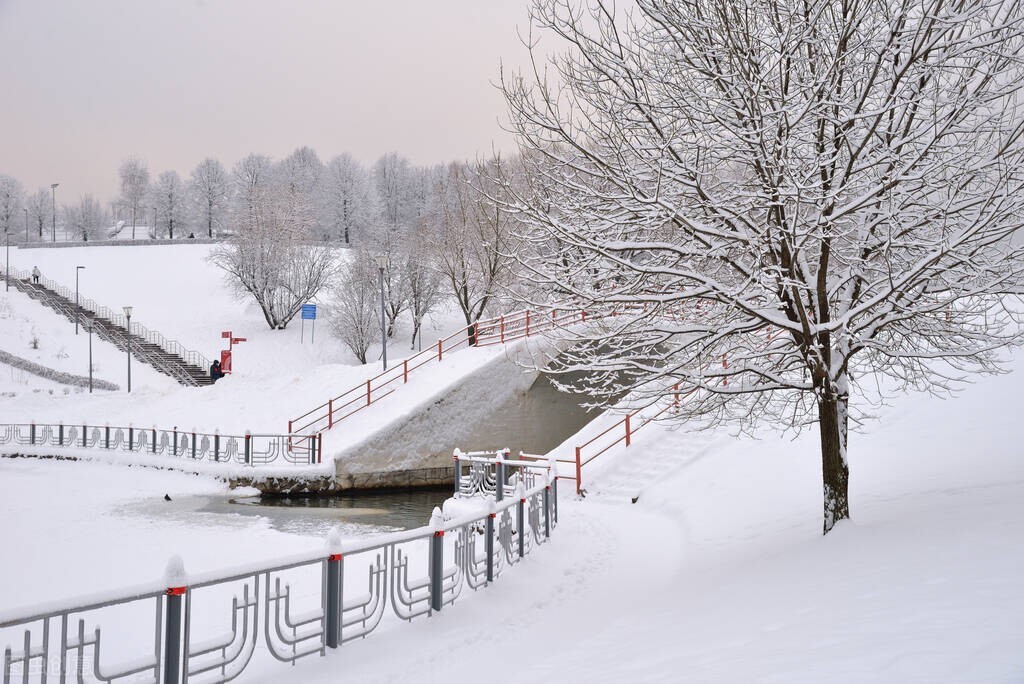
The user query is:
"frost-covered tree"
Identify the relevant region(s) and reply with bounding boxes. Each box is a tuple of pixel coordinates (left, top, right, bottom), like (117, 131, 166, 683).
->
(329, 251, 380, 363)
(212, 153, 336, 329)
(277, 146, 323, 239)
(373, 153, 420, 231)
(430, 159, 516, 343)
(0, 175, 24, 239)
(188, 158, 229, 238)
(404, 225, 445, 350)
(318, 154, 378, 245)
(118, 158, 150, 239)
(25, 188, 51, 241)
(65, 194, 107, 242)
(151, 170, 186, 239)
(502, 0, 1024, 534)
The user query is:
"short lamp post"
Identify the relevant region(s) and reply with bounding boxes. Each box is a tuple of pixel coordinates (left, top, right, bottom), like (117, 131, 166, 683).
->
(85, 323, 94, 393)
(123, 306, 133, 393)
(75, 265, 85, 334)
(374, 254, 388, 371)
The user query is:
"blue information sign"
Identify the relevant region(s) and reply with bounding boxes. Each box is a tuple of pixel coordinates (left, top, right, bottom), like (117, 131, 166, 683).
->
(301, 304, 317, 320)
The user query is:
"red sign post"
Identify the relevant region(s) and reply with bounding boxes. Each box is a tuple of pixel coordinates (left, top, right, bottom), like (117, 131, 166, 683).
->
(220, 331, 247, 373)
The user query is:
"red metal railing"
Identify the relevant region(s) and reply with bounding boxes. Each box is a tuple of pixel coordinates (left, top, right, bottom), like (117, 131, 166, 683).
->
(287, 308, 588, 435)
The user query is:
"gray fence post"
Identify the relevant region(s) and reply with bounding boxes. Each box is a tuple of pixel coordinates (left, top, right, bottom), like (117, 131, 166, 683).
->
(325, 553, 342, 648)
(214, 431, 220, 462)
(163, 587, 185, 684)
(191, 431, 196, 459)
(452, 449, 461, 496)
(429, 507, 444, 612)
(128, 426, 134, 451)
(516, 485, 525, 559)
(486, 499, 495, 583)
(58, 423, 63, 446)
(105, 424, 110, 449)
(543, 485, 551, 539)
(244, 433, 251, 465)
(172, 428, 177, 456)
(495, 451, 506, 502)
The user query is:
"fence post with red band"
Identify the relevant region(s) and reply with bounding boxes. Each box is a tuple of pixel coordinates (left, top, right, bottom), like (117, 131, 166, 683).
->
(429, 507, 445, 612)
(325, 551, 342, 648)
(163, 584, 187, 684)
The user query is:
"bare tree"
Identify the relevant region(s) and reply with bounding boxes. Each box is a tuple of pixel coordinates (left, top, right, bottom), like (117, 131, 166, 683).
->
(151, 170, 186, 239)
(25, 188, 51, 241)
(119, 158, 150, 239)
(430, 159, 515, 343)
(329, 251, 380, 363)
(502, 0, 1024, 533)
(212, 153, 336, 329)
(65, 194, 107, 242)
(405, 225, 446, 349)
(0, 175, 23, 240)
(318, 153, 378, 245)
(189, 158, 229, 238)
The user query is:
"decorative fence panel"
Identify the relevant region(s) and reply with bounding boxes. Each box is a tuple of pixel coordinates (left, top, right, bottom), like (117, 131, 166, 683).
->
(0, 423, 322, 466)
(0, 473, 556, 683)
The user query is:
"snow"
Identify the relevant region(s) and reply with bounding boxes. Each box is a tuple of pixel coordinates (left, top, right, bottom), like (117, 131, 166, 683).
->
(0, 243, 1021, 682)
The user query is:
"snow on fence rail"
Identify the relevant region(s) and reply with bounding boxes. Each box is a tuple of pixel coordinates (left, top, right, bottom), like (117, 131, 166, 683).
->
(0, 469, 557, 684)
(0, 422, 322, 466)
(287, 308, 588, 435)
(1, 265, 211, 372)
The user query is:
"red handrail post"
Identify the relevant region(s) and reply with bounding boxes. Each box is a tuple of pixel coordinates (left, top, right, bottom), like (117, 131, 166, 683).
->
(581, 310, 587, 322)
(366, 379, 371, 406)
(525, 310, 531, 337)
(722, 353, 728, 387)
(288, 419, 292, 435)
(403, 359, 408, 383)
(625, 414, 632, 447)
(673, 383, 680, 408)
(328, 399, 334, 429)
(318, 432, 323, 464)
(437, 338, 443, 361)
(575, 446, 582, 495)
(500, 316, 505, 344)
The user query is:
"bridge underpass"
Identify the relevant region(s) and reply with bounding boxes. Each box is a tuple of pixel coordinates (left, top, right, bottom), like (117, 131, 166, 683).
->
(328, 338, 599, 491)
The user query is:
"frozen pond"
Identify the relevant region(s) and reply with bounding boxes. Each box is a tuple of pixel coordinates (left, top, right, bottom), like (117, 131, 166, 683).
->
(221, 489, 451, 535)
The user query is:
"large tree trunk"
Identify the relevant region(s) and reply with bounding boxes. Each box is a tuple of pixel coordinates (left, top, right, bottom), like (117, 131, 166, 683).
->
(818, 387, 850, 534)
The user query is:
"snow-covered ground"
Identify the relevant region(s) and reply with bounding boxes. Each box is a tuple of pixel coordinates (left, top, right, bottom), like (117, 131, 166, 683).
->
(0, 243, 1021, 681)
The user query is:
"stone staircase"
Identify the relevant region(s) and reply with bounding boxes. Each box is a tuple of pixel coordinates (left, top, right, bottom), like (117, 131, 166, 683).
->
(2, 269, 212, 387)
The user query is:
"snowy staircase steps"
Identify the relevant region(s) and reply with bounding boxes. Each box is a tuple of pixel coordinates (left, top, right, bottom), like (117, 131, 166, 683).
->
(7, 277, 211, 387)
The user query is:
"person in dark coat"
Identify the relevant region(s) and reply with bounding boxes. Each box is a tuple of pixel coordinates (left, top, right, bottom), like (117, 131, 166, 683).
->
(209, 359, 225, 384)
(31, 266, 40, 284)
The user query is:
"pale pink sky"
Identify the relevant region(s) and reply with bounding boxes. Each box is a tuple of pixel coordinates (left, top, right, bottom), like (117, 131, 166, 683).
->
(0, 0, 537, 202)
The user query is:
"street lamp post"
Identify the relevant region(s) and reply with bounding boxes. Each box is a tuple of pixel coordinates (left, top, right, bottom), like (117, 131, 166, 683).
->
(50, 183, 59, 242)
(75, 266, 85, 334)
(123, 306, 133, 393)
(86, 323, 93, 393)
(374, 254, 388, 371)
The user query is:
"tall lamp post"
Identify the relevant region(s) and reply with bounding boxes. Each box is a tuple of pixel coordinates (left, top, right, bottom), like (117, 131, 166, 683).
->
(75, 265, 85, 334)
(123, 306, 133, 393)
(374, 254, 389, 371)
(50, 183, 59, 242)
(85, 323, 94, 393)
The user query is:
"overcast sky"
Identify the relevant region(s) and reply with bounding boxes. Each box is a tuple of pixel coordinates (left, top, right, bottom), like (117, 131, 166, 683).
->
(0, 0, 536, 203)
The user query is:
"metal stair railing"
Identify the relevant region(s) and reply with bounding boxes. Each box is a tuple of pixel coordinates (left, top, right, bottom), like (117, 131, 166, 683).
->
(1, 266, 208, 387)
(288, 307, 590, 435)
(4, 265, 211, 372)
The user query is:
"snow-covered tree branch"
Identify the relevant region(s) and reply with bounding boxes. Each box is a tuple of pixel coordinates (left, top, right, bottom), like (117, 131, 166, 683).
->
(502, 0, 1024, 533)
